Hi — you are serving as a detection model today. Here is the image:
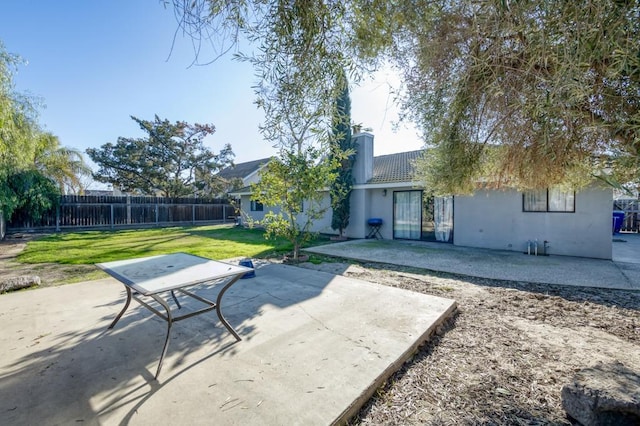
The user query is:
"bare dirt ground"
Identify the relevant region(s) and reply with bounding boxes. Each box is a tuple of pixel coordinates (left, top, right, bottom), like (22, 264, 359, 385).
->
(2, 236, 639, 424)
(0, 234, 103, 287)
(299, 261, 640, 425)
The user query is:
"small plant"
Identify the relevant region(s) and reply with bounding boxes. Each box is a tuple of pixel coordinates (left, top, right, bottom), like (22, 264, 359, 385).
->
(251, 148, 339, 261)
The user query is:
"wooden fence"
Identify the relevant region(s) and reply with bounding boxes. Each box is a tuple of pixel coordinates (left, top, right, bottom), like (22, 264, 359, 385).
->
(613, 199, 639, 233)
(7, 195, 237, 232)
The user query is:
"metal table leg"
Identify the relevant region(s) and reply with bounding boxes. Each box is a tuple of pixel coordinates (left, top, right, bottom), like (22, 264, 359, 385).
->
(107, 285, 174, 379)
(150, 294, 174, 379)
(170, 290, 181, 309)
(215, 275, 243, 341)
(108, 285, 132, 329)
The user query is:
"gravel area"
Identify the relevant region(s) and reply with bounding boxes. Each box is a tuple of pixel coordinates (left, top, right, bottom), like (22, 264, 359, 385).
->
(299, 260, 640, 425)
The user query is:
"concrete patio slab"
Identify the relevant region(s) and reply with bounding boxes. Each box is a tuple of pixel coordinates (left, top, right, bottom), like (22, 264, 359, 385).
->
(612, 232, 640, 264)
(0, 263, 456, 425)
(305, 239, 640, 291)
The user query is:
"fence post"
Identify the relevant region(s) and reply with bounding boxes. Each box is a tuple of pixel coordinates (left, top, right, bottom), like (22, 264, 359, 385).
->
(126, 195, 131, 224)
(56, 205, 60, 232)
(223, 205, 227, 223)
(110, 204, 114, 229)
(192, 204, 195, 225)
(155, 202, 159, 226)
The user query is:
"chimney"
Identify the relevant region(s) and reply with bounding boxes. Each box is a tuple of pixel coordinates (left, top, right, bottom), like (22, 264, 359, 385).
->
(352, 132, 374, 184)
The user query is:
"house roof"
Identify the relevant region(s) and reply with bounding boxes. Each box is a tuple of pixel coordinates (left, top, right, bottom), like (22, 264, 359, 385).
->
(218, 157, 271, 180)
(369, 150, 424, 184)
(229, 149, 424, 195)
(228, 186, 252, 196)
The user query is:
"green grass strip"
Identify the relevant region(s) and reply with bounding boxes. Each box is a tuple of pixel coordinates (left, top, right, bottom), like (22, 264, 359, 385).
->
(17, 224, 300, 265)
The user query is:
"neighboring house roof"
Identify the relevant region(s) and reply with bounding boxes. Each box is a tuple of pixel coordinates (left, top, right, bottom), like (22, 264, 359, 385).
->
(84, 189, 114, 196)
(229, 186, 252, 196)
(218, 157, 271, 180)
(369, 150, 424, 184)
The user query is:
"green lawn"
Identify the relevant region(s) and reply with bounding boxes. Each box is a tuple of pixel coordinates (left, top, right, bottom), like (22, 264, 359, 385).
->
(18, 224, 321, 265)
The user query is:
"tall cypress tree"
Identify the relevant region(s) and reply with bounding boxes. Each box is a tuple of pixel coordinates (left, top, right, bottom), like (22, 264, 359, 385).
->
(330, 70, 354, 237)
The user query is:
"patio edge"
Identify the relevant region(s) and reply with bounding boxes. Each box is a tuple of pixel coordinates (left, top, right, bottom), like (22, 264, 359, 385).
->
(333, 300, 459, 425)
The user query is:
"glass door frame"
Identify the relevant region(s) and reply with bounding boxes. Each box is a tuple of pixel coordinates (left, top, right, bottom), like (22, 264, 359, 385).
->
(392, 190, 454, 242)
(392, 190, 423, 240)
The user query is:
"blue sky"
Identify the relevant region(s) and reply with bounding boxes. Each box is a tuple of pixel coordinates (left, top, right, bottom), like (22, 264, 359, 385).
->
(2, 1, 423, 188)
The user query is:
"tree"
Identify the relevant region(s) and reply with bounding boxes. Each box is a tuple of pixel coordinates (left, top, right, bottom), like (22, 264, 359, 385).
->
(0, 41, 39, 172)
(330, 69, 355, 237)
(5, 169, 61, 225)
(87, 115, 234, 197)
(32, 132, 92, 194)
(170, 0, 640, 194)
(1, 41, 83, 222)
(222, 2, 347, 260)
(1, 40, 91, 231)
(395, 0, 640, 194)
(247, 40, 342, 260)
(252, 148, 337, 260)
(1, 41, 39, 216)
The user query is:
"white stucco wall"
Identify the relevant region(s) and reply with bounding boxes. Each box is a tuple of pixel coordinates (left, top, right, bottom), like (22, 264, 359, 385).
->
(369, 188, 394, 239)
(454, 186, 613, 259)
(239, 195, 267, 224)
(310, 192, 336, 234)
(239, 192, 336, 234)
(345, 188, 370, 238)
(344, 185, 416, 239)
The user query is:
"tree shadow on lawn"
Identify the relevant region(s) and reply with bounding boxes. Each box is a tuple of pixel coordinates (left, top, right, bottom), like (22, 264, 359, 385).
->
(0, 262, 338, 424)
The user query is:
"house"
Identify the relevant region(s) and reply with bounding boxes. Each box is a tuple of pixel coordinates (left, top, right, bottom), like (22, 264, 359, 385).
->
(217, 157, 271, 192)
(233, 133, 613, 259)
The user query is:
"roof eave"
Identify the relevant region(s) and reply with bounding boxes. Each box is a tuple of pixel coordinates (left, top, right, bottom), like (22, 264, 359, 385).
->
(354, 181, 422, 189)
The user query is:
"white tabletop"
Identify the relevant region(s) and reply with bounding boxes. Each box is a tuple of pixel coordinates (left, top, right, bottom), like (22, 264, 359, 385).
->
(96, 253, 253, 295)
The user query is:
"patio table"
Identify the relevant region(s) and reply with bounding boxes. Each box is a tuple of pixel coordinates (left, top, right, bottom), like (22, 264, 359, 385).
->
(97, 252, 253, 379)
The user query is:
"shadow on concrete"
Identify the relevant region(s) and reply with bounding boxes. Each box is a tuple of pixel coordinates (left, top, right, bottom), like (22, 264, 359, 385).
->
(0, 262, 331, 424)
(1, 297, 245, 424)
(0, 262, 456, 424)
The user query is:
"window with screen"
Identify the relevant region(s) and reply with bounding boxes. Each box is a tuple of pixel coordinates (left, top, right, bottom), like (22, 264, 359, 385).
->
(523, 189, 575, 212)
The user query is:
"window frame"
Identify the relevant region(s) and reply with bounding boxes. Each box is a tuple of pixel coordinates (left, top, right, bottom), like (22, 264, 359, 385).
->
(522, 189, 575, 213)
(250, 200, 264, 212)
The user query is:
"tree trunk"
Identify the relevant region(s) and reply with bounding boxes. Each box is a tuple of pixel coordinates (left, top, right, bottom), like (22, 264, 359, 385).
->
(293, 242, 300, 260)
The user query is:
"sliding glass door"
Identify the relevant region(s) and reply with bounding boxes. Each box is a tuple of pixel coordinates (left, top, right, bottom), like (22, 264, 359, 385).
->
(393, 191, 422, 239)
(394, 191, 454, 242)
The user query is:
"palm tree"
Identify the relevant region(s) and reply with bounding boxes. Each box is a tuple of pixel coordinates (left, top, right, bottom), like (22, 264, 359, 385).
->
(32, 132, 92, 194)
